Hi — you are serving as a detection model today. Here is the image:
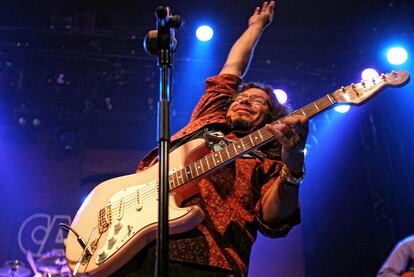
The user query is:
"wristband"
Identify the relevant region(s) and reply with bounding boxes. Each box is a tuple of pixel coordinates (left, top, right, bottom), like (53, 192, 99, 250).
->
(280, 164, 305, 186)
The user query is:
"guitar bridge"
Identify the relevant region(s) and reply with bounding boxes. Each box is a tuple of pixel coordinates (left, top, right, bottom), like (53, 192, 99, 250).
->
(98, 206, 111, 234)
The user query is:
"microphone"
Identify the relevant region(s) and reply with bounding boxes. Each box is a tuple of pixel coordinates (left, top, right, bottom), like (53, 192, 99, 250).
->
(156, 6, 182, 29)
(144, 6, 181, 56)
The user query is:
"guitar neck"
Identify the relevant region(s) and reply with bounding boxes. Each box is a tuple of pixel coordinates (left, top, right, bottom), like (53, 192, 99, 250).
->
(167, 93, 338, 191)
(289, 94, 338, 119)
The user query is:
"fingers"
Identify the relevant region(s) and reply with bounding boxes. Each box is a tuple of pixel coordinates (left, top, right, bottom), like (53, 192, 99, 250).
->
(255, 1, 275, 15)
(283, 115, 308, 137)
(261, 1, 269, 11)
(268, 1, 275, 20)
(262, 1, 275, 13)
(266, 123, 300, 148)
(261, 1, 275, 24)
(265, 115, 308, 148)
(249, 1, 276, 27)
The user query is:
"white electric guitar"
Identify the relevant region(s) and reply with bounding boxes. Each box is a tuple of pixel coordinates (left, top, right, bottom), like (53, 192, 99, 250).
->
(65, 70, 409, 276)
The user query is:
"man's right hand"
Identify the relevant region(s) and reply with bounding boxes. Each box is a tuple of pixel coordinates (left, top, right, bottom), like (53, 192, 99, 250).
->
(248, 1, 276, 28)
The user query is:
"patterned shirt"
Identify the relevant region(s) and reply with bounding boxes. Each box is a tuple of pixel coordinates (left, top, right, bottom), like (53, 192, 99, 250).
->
(137, 74, 300, 276)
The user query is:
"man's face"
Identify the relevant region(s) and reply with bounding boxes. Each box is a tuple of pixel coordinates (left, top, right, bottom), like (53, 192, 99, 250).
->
(226, 88, 270, 132)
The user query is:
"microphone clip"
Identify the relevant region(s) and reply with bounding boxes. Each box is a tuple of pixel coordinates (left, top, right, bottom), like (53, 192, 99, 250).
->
(144, 6, 182, 56)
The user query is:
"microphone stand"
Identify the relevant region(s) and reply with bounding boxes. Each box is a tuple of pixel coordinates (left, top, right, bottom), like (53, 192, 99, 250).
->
(143, 6, 181, 277)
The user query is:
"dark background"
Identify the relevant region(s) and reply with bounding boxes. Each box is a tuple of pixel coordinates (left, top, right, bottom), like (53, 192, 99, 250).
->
(0, 0, 413, 276)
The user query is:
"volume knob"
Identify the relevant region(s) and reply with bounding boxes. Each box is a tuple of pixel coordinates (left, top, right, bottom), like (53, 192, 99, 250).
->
(114, 220, 123, 231)
(108, 235, 117, 245)
(97, 249, 107, 260)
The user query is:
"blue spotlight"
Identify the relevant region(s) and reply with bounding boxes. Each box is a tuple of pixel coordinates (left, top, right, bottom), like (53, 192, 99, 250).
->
(303, 147, 308, 156)
(196, 25, 214, 42)
(273, 89, 287, 104)
(334, 105, 350, 113)
(387, 47, 408, 65)
(361, 68, 379, 81)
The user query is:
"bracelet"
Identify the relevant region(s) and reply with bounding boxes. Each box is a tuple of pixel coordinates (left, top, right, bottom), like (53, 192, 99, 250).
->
(280, 164, 305, 186)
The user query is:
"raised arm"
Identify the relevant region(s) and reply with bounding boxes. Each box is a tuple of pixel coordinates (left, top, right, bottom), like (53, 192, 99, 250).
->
(219, 1, 275, 78)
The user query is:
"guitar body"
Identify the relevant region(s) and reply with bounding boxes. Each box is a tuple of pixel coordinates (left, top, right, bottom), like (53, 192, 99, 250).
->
(65, 139, 209, 276)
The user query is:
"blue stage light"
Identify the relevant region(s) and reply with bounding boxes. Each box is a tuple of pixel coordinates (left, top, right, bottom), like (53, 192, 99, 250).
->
(273, 89, 287, 104)
(361, 68, 379, 81)
(334, 105, 350, 113)
(196, 25, 214, 41)
(303, 147, 308, 156)
(387, 47, 408, 65)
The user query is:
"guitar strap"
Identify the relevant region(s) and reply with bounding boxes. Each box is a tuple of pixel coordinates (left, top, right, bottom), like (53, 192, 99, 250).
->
(203, 128, 267, 159)
(170, 124, 267, 159)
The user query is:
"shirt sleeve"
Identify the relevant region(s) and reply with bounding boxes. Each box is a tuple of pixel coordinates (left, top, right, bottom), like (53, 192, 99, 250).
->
(377, 237, 414, 277)
(189, 73, 241, 122)
(254, 159, 301, 238)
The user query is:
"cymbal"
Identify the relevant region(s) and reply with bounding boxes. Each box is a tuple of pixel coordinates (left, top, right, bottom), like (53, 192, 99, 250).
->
(0, 260, 31, 277)
(36, 250, 69, 275)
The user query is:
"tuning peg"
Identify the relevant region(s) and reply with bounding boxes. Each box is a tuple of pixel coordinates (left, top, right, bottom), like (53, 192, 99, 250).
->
(341, 86, 346, 93)
(381, 73, 386, 80)
(361, 80, 366, 87)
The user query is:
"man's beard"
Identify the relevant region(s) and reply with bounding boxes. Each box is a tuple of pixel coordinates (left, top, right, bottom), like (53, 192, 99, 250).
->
(227, 117, 255, 133)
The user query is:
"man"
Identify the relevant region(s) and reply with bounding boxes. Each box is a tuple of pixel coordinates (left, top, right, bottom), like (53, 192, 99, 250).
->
(378, 234, 414, 277)
(113, 1, 308, 276)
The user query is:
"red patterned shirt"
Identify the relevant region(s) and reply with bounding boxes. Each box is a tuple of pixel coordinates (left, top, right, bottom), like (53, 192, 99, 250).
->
(137, 74, 300, 276)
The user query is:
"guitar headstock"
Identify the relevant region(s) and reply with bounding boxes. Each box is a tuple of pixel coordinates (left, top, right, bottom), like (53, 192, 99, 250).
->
(332, 70, 410, 105)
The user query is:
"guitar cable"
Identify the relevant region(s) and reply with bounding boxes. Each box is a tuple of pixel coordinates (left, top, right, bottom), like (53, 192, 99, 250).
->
(59, 223, 94, 256)
(60, 223, 97, 276)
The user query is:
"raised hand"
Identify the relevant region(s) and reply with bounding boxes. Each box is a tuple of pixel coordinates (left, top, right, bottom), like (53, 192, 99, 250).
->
(248, 1, 276, 28)
(219, 1, 276, 76)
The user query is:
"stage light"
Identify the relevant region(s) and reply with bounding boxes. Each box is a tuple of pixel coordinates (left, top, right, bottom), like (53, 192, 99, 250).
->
(32, 118, 40, 127)
(273, 89, 287, 104)
(387, 47, 408, 65)
(56, 73, 65, 84)
(334, 104, 350, 113)
(18, 117, 26, 126)
(196, 25, 213, 41)
(303, 146, 309, 156)
(361, 68, 379, 80)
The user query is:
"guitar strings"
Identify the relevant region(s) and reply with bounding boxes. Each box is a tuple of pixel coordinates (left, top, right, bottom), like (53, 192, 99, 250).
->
(104, 136, 263, 219)
(105, 114, 300, 218)
(104, 135, 262, 211)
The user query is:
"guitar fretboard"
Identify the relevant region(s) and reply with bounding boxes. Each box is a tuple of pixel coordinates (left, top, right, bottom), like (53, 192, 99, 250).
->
(168, 94, 338, 190)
